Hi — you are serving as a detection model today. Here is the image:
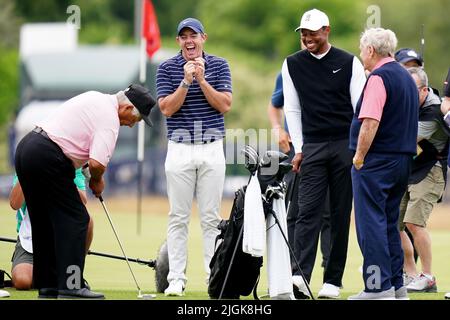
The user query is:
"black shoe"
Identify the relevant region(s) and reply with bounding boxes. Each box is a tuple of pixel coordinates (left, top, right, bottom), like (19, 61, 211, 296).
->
(38, 288, 58, 299)
(293, 285, 310, 300)
(58, 288, 105, 299)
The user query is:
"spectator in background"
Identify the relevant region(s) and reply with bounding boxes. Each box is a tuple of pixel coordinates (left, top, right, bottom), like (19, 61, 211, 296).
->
(442, 68, 450, 300)
(348, 28, 418, 300)
(156, 18, 232, 296)
(283, 8, 366, 299)
(394, 47, 424, 265)
(399, 67, 449, 293)
(395, 48, 424, 68)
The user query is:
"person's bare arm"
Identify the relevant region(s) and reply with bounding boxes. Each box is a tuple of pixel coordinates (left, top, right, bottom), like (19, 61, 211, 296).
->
(353, 118, 380, 170)
(9, 182, 24, 210)
(267, 103, 290, 153)
(159, 87, 190, 117)
(195, 58, 232, 114)
(88, 159, 106, 197)
(78, 189, 87, 205)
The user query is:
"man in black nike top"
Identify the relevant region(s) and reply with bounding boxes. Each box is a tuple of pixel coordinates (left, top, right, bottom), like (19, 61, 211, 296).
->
(282, 8, 366, 299)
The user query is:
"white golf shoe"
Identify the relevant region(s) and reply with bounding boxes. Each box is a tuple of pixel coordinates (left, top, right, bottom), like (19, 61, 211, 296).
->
(0, 289, 10, 298)
(445, 292, 450, 299)
(348, 287, 396, 300)
(164, 279, 185, 297)
(318, 283, 340, 299)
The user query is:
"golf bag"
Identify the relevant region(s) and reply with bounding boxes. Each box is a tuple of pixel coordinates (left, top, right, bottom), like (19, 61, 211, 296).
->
(208, 186, 263, 299)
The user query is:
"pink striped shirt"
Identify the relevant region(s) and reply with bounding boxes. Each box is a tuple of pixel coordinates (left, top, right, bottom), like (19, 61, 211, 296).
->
(359, 57, 395, 121)
(38, 91, 120, 168)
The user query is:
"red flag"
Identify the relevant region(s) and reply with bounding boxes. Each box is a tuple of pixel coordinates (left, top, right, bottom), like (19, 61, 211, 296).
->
(141, 0, 161, 58)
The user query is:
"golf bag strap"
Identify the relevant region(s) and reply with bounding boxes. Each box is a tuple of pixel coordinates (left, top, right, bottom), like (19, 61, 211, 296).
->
(0, 269, 13, 288)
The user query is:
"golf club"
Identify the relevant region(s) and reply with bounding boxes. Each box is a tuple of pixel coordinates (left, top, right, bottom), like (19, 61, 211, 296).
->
(99, 195, 155, 299)
(0, 236, 170, 293)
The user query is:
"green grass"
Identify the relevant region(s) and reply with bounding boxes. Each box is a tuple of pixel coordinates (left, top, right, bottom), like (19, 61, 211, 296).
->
(1, 198, 449, 300)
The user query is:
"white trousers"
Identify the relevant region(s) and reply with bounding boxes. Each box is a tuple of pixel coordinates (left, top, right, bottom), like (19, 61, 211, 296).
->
(165, 140, 225, 283)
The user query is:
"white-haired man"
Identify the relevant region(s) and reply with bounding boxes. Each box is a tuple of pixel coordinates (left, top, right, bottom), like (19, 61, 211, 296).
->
(349, 28, 418, 300)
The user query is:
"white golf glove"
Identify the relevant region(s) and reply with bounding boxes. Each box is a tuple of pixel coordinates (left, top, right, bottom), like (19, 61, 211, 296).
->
(82, 164, 91, 181)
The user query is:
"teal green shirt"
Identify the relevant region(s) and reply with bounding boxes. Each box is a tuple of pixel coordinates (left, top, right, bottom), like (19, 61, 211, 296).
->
(13, 168, 86, 232)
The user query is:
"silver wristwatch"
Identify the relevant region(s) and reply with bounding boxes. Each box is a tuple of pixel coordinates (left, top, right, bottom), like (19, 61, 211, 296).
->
(180, 80, 191, 89)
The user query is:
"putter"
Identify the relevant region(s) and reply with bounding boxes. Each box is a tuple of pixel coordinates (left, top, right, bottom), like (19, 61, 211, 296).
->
(99, 195, 155, 300)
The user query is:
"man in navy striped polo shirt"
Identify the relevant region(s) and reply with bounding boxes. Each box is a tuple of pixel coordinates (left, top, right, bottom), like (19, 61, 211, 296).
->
(156, 17, 232, 296)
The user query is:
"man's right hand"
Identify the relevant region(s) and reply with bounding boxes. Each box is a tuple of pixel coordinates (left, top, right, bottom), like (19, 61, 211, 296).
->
(292, 153, 303, 173)
(183, 61, 196, 84)
(89, 177, 105, 198)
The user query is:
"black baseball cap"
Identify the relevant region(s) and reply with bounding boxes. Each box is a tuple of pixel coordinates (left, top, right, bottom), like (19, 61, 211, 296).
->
(124, 84, 156, 127)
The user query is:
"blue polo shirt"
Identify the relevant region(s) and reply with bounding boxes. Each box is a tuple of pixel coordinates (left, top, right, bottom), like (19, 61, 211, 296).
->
(156, 51, 232, 143)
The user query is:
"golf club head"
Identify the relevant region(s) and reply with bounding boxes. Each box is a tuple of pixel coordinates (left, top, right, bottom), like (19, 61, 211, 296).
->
(276, 162, 293, 181)
(260, 150, 289, 168)
(138, 290, 156, 299)
(242, 145, 259, 174)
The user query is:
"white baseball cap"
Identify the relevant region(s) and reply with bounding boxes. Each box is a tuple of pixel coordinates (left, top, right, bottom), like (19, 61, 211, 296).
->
(295, 9, 329, 32)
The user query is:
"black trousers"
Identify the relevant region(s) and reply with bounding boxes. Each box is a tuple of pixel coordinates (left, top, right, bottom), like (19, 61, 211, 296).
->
(15, 132, 89, 290)
(284, 147, 331, 268)
(293, 139, 353, 287)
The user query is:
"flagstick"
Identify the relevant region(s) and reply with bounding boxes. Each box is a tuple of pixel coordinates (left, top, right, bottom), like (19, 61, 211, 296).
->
(137, 0, 147, 235)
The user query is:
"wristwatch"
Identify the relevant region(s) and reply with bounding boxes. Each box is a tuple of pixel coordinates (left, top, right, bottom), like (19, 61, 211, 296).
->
(180, 79, 191, 89)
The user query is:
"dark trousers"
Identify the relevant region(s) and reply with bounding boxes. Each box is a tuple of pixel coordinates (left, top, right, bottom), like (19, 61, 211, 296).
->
(352, 153, 411, 292)
(284, 148, 331, 269)
(15, 132, 89, 290)
(293, 139, 353, 287)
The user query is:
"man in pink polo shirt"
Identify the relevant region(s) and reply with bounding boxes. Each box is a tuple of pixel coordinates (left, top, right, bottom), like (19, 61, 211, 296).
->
(348, 28, 418, 300)
(14, 84, 155, 299)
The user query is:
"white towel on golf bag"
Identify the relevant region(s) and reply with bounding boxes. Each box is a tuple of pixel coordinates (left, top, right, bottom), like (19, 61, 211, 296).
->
(267, 198, 294, 299)
(242, 173, 266, 257)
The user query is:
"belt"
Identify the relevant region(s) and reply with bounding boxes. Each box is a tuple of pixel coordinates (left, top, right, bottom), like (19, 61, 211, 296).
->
(172, 138, 217, 145)
(32, 127, 50, 140)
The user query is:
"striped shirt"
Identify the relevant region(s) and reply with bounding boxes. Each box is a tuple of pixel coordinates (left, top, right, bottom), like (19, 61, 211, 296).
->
(156, 51, 232, 143)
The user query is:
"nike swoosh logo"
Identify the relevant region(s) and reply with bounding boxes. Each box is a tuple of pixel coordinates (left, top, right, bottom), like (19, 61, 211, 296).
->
(333, 68, 342, 74)
(205, 74, 211, 78)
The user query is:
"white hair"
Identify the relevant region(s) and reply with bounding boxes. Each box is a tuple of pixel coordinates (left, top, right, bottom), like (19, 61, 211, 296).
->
(408, 67, 428, 87)
(116, 90, 141, 116)
(360, 28, 398, 58)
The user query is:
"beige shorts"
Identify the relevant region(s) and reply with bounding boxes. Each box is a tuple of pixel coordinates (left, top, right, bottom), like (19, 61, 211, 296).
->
(399, 165, 445, 231)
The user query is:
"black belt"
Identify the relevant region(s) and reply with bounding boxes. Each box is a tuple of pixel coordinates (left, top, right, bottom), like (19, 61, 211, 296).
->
(32, 127, 50, 140)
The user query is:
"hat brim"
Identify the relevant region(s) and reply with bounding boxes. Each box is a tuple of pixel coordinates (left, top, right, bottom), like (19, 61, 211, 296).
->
(178, 26, 203, 35)
(398, 57, 423, 66)
(295, 23, 325, 32)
